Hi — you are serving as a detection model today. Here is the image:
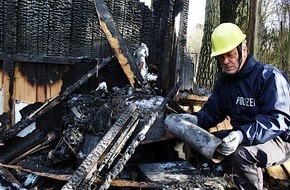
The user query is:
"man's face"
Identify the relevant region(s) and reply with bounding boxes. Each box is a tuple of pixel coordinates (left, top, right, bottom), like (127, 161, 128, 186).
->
(216, 48, 241, 75)
(216, 44, 248, 75)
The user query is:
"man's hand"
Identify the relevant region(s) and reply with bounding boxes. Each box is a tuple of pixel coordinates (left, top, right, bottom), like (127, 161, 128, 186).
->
(217, 130, 243, 156)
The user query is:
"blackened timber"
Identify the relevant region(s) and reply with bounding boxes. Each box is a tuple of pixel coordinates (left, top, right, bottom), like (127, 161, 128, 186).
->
(3, 61, 15, 120)
(94, 0, 143, 87)
(0, 163, 71, 181)
(98, 82, 181, 190)
(0, 166, 23, 188)
(98, 111, 159, 190)
(3, 1, 17, 55)
(61, 105, 139, 190)
(0, 53, 96, 65)
(0, 129, 45, 163)
(0, 58, 111, 143)
(79, 106, 140, 189)
(8, 132, 57, 165)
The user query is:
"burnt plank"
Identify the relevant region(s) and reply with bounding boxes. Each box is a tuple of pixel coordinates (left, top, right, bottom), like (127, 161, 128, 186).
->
(61, 105, 139, 190)
(3, 60, 15, 118)
(0, 53, 94, 65)
(3, 1, 17, 54)
(94, 0, 143, 87)
(0, 163, 71, 181)
(0, 166, 23, 188)
(0, 129, 45, 164)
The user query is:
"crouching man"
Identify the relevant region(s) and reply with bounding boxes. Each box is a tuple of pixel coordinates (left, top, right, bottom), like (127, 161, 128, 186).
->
(165, 23, 290, 190)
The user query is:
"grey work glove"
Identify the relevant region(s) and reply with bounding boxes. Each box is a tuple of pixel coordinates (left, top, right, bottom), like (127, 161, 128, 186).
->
(217, 130, 243, 156)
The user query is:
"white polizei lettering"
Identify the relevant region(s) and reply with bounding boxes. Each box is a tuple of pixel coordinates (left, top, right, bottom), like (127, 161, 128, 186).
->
(236, 97, 241, 105)
(249, 98, 255, 106)
(236, 96, 256, 107)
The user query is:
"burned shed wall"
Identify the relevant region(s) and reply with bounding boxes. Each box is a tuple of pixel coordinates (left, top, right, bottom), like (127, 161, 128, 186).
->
(0, 0, 189, 116)
(0, 0, 185, 62)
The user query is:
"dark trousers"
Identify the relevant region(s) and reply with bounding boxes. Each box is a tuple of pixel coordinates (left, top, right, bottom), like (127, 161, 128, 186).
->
(214, 131, 290, 190)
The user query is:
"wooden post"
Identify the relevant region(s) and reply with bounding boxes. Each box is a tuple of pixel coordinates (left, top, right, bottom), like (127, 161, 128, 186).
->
(3, 61, 15, 125)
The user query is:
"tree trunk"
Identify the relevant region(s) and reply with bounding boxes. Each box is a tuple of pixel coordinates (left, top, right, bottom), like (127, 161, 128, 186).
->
(248, 0, 261, 57)
(220, 0, 240, 23)
(196, 0, 219, 90)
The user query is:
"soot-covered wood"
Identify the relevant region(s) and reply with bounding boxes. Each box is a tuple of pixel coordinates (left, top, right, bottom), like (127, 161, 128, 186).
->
(94, 0, 143, 87)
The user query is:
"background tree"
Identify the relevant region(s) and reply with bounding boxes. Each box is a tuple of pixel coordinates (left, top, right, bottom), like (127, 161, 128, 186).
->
(196, 0, 219, 89)
(258, 0, 290, 78)
(197, 0, 249, 89)
(248, 0, 262, 56)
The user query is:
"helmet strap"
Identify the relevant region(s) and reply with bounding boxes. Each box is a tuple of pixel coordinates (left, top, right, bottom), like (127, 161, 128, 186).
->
(237, 43, 243, 70)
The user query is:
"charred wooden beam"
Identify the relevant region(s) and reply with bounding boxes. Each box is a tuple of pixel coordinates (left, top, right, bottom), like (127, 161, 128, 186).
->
(61, 105, 140, 190)
(98, 112, 159, 190)
(2, 61, 14, 116)
(0, 129, 45, 164)
(98, 81, 181, 190)
(94, 0, 143, 87)
(0, 163, 71, 181)
(0, 53, 97, 65)
(8, 132, 57, 165)
(80, 108, 141, 189)
(0, 166, 23, 188)
(0, 58, 111, 143)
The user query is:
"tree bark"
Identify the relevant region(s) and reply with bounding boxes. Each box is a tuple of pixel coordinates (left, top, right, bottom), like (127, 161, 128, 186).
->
(196, 0, 219, 90)
(248, 0, 261, 56)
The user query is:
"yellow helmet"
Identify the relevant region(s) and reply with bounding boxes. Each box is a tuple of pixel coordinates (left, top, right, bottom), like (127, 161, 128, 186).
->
(211, 23, 246, 57)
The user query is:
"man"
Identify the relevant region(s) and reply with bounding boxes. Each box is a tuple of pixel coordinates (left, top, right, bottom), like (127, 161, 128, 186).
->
(165, 23, 290, 190)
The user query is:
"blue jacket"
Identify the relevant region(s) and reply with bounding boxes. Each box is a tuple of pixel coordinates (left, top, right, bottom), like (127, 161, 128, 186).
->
(195, 55, 290, 146)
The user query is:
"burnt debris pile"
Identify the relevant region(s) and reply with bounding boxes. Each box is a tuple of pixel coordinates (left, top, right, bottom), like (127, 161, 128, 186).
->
(0, 61, 175, 189)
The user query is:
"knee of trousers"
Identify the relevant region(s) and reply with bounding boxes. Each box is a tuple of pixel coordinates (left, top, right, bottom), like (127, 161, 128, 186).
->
(229, 146, 256, 167)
